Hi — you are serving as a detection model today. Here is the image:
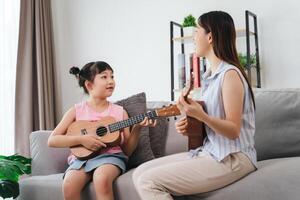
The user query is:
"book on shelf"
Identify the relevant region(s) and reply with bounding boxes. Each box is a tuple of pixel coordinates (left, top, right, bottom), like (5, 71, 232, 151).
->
(177, 53, 204, 90)
(185, 53, 193, 87)
(177, 53, 186, 89)
(192, 53, 200, 88)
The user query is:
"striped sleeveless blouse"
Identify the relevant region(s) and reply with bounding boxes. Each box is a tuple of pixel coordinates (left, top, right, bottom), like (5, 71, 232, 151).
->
(200, 61, 257, 167)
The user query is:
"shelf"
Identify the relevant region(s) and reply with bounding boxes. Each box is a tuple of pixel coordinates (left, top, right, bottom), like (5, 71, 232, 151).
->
(172, 29, 255, 44)
(172, 36, 193, 44)
(236, 29, 255, 38)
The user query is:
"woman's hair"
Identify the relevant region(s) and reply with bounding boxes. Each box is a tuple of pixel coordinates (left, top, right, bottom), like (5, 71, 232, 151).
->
(69, 61, 113, 94)
(198, 11, 255, 107)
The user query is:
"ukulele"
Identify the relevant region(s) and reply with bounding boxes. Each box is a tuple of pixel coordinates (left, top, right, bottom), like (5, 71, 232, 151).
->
(182, 72, 207, 150)
(67, 104, 181, 160)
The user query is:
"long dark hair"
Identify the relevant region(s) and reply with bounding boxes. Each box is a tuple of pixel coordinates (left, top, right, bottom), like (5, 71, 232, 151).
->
(69, 61, 113, 94)
(198, 11, 255, 107)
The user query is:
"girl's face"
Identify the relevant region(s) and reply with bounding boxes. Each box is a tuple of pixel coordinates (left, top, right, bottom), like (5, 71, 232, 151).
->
(87, 69, 115, 99)
(193, 25, 212, 57)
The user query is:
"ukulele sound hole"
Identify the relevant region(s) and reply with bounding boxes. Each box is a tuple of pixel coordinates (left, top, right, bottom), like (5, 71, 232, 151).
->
(96, 126, 108, 137)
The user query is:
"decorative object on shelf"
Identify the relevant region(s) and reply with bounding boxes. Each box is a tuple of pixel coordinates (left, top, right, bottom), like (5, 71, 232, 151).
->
(182, 14, 196, 36)
(177, 54, 186, 89)
(0, 154, 31, 199)
(238, 53, 256, 69)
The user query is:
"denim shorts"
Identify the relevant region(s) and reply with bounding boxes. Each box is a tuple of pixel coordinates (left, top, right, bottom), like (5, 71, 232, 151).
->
(64, 153, 128, 178)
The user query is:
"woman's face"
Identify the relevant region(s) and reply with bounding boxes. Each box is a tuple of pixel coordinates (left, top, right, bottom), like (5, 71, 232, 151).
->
(87, 69, 115, 99)
(193, 25, 212, 57)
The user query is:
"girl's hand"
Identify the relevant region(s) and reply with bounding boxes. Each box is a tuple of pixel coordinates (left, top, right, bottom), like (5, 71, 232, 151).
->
(81, 135, 107, 151)
(136, 117, 157, 128)
(177, 93, 207, 122)
(175, 117, 188, 135)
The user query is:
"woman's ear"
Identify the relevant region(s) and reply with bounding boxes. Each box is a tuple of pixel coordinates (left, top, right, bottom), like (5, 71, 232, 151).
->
(208, 32, 213, 44)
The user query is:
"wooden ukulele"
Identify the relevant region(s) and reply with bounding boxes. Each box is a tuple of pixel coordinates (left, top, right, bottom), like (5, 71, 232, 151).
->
(67, 104, 181, 160)
(182, 73, 207, 150)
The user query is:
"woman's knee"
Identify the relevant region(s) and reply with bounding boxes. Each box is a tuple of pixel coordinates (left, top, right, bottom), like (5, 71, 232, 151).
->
(134, 168, 161, 192)
(132, 162, 153, 185)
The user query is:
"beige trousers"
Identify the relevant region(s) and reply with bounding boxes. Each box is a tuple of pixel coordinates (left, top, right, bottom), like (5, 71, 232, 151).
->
(132, 151, 255, 200)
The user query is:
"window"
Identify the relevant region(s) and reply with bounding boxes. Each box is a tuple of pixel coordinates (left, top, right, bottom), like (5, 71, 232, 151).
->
(0, 0, 20, 155)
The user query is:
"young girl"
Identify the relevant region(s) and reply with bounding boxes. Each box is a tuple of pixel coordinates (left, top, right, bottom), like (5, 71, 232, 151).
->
(133, 11, 257, 200)
(48, 61, 155, 200)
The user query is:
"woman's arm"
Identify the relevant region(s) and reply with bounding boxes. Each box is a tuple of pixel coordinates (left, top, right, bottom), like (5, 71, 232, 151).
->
(178, 69, 244, 140)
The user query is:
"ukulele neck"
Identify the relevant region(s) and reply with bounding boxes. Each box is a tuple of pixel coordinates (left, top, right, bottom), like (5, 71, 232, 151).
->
(108, 111, 157, 132)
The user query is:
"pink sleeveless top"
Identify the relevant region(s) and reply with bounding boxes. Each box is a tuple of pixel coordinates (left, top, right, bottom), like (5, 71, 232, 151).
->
(68, 101, 125, 164)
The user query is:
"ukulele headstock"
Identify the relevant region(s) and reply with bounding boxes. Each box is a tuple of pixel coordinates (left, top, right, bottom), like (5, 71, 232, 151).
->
(156, 104, 181, 117)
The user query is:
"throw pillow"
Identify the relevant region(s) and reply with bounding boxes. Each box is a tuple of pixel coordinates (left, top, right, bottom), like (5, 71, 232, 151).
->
(148, 109, 169, 158)
(115, 92, 155, 168)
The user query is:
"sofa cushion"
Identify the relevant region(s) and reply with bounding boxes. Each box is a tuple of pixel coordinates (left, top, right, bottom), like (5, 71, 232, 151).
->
(148, 115, 168, 158)
(115, 92, 154, 168)
(254, 89, 300, 161)
(19, 174, 64, 200)
(30, 131, 69, 175)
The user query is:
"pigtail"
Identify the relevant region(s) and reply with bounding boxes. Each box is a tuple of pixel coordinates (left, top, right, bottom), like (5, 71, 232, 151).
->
(69, 66, 80, 77)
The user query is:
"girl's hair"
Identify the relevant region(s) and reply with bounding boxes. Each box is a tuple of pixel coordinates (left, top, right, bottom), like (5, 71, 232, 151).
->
(69, 61, 113, 94)
(198, 11, 255, 107)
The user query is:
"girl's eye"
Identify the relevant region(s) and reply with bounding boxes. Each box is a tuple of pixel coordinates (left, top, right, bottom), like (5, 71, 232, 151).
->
(111, 75, 114, 79)
(101, 76, 107, 79)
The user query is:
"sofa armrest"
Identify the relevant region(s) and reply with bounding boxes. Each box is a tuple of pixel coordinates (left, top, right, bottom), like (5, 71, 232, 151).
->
(30, 131, 70, 176)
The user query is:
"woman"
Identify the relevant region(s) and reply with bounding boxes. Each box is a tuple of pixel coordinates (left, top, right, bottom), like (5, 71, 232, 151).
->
(132, 11, 257, 200)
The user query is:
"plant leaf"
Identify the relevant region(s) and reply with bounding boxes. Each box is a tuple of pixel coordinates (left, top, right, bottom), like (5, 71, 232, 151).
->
(0, 154, 31, 182)
(0, 180, 19, 199)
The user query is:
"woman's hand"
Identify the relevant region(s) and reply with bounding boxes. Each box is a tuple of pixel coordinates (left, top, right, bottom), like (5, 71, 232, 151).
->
(81, 135, 107, 151)
(175, 117, 188, 135)
(177, 93, 207, 122)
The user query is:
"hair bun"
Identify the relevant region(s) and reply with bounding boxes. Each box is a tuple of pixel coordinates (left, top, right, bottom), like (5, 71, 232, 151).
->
(69, 66, 80, 75)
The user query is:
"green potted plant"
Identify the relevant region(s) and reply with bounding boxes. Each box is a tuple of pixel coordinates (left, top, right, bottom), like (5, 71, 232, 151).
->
(182, 14, 196, 36)
(238, 53, 256, 70)
(0, 154, 31, 199)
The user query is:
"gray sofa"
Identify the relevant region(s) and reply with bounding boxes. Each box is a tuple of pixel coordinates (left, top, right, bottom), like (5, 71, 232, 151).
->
(19, 89, 300, 200)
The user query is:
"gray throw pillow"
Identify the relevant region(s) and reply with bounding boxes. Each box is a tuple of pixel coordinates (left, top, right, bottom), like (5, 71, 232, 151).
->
(148, 109, 169, 158)
(115, 92, 155, 168)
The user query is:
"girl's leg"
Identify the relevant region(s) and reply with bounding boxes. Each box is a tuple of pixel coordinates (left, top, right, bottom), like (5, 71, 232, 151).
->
(63, 168, 92, 200)
(93, 164, 121, 200)
(133, 152, 255, 200)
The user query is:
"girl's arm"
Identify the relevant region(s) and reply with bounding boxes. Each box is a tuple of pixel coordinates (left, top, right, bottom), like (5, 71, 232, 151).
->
(47, 107, 106, 151)
(121, 110, 155, 156)
(178, 70, 244, 140)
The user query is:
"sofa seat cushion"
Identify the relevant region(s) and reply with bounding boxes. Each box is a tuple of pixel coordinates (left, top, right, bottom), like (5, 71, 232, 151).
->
(18, 170, 140, 200)
(19, 174, 64, 200)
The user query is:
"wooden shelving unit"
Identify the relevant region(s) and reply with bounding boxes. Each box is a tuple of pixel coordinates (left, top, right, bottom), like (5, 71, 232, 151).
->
(170, 10, 261, 101)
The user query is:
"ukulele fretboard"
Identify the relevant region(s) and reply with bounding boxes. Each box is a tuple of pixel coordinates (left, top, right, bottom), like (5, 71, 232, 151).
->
(108, 110, 157, 132)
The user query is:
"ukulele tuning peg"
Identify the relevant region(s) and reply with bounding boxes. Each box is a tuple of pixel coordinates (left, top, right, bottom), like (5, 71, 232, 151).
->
(174, 116, 177, 120)
(167, 118, 170, 121)
(162, 105, 166, 107)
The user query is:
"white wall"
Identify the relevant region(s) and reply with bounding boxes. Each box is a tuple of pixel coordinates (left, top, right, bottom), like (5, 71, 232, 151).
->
(51, 0, 300, 119)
